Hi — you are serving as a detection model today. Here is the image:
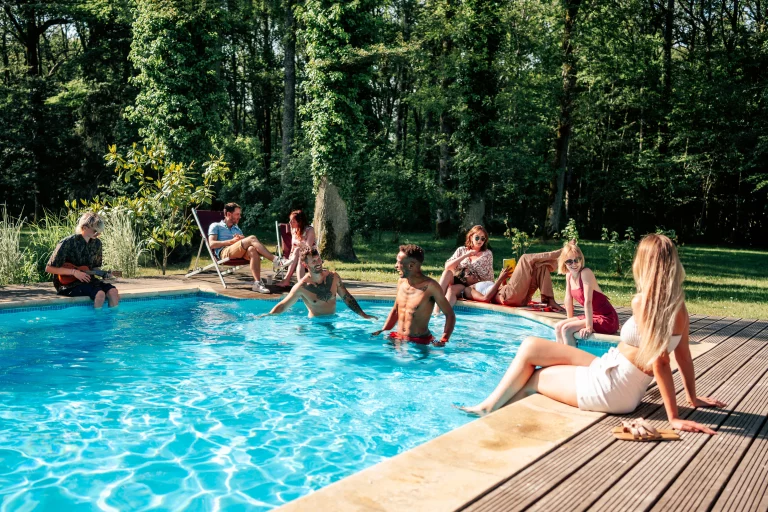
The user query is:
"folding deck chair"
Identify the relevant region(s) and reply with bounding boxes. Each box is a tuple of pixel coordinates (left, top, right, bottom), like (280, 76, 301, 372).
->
(185, 209, 249, 288)
(273, 221, 294, 282)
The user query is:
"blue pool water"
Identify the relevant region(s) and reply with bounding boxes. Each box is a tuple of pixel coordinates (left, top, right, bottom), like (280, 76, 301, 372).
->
(0, 295, 613, 510)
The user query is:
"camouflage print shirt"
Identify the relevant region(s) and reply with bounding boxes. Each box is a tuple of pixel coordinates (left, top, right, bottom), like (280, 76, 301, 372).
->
(47, 234, 103, 291)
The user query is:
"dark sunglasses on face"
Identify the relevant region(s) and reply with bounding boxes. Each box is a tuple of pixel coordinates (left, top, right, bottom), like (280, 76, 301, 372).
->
(565, 257, 582, 265)
(473, 236, 486, 242)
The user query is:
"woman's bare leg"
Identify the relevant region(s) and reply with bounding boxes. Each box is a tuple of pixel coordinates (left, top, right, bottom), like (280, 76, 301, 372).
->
(461, 337, 595, 415)
(434, 270, 456, 314)
(555, 318, 586, 345)
(508, 366, 581, 407)
(447, 284, 464, 307)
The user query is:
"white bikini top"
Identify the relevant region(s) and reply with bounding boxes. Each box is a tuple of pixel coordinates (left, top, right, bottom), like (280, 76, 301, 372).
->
(620, 316, 682, 353)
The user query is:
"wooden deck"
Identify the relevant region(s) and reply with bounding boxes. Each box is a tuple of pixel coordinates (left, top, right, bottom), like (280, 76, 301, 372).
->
(458, 316, 768, 512)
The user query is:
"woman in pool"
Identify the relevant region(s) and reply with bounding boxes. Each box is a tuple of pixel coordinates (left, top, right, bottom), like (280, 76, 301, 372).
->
(461, 234, 725, 434)
(434, 225, 494, 313)
(553, 241, 619, 345)
(277, 209, 316, 287)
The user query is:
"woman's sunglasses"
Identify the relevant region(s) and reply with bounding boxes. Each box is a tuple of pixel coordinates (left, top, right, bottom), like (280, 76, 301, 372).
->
(565, 257, 582, 266)
(473, 235, 486, 242)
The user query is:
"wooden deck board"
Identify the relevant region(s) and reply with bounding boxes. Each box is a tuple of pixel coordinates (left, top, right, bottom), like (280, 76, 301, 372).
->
(460, 320, 768, 512)
(713, 406, 768, 512)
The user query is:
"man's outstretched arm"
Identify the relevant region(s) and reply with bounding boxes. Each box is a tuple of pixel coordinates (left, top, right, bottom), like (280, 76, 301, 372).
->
(431, 281, 455, 344)
(267, 283, 303, 315)
(337, 277, 377, 320)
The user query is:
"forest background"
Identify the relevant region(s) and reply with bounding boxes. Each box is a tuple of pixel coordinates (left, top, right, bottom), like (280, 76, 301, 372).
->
(1, 0, 767, 262)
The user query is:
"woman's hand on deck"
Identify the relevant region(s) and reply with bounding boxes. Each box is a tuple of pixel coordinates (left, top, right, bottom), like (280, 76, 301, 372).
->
(578, 326, 594, 338)
(688, 396, 727, 408)
(670, 418, 717, 435)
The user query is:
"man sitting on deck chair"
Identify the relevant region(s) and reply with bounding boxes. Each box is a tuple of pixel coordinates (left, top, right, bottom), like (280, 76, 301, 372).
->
(266, 245, 377, 319)
(209, 202, 284, 294)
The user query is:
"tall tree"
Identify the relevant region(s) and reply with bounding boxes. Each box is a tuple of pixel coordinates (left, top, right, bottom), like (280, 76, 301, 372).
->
(301, 0, 379, 260)
(546, 0, 582, 235)
(125, 0, 228, 164)
(280, 0, 295, 178)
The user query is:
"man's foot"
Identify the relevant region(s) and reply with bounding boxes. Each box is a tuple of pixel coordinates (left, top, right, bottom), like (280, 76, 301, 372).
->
(252, 281, 271, 294)
(546, 301, 565, 313)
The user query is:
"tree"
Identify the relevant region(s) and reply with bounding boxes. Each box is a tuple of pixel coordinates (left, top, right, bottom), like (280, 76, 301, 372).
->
(300, 0, 380, 260)
(125, 0, 228, 165)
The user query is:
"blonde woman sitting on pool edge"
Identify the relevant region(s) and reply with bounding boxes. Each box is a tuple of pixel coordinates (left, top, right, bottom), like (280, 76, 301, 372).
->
(460, 234, 725, 435)
(554, 241, 619, 345)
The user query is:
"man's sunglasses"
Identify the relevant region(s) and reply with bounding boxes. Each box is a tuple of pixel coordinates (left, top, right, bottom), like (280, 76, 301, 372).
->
(473, 235, 486, 242)
(565, 257, 582, 266)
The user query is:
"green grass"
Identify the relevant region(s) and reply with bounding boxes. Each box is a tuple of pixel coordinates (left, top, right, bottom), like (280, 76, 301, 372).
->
(85, 230, 768, 319)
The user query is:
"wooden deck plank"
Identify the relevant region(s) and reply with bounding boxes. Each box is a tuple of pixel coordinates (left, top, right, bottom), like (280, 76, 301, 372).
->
(689, 317, 740, 339)
(693, 318, 759, 344)
(590, 342, 768, 512)
(713, 410, 768, 512)
(650, 370, 768, 511)
(460, 321, 768, 512)
(529, 340, 768, 512)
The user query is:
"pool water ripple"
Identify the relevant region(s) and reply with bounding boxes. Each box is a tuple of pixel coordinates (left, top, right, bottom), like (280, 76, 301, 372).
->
(0, 297, 611, 510)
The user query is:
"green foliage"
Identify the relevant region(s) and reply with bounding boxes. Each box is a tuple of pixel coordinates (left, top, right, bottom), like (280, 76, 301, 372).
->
(504, 218, 537, 260)
(102, 208, 145, 278)
(601, 226, 636, 276)
(97, 142, 230, 274)
(0, 206, 38, 286)
(655, 227, 678, 245)
(557, 218, 580, 243)
(125, 0, 228, 164)
(27, 210, 80, 281)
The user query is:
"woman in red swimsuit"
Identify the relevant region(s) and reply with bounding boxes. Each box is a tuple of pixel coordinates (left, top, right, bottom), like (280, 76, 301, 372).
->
(554, 241, 619, 345)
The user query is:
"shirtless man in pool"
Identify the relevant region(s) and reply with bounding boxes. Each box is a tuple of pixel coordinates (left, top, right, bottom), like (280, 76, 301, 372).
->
(372, 244, 456, 346)
(267, 246, 376, 319)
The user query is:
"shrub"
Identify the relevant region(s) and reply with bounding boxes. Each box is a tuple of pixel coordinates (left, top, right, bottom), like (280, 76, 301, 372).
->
(504, 218, 537, 260)
(557, 218, 580, 243)
(102, 208, 145, 278)
(655, 226, 679, 244)
(27, 210, 79, 280)
(602, 226, 636, 276)
(0, 205, 38, 285)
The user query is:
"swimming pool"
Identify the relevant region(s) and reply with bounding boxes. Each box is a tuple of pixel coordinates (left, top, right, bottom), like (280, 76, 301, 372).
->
(0, 295, 613, 510)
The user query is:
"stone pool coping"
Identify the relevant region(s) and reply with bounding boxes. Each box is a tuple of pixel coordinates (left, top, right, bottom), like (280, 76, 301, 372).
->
(0, 282, 716, 512)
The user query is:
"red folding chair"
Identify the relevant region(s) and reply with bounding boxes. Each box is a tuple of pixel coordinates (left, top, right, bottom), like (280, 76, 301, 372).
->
(185, 209, 249, 288)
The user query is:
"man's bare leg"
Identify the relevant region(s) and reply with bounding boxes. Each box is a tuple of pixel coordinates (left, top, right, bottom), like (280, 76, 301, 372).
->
(94, 290, 106, 309)
(241, 236, 278, 263)
(107, 288, 120, 307)
(246, 245, 262, 281)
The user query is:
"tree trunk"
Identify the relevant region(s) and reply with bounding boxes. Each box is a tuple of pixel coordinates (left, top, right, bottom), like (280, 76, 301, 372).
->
(262, 13, 272, 174)
(436, 108, 453, 238)
(546, 0, 582, 235)
(281, 0, 295, 179)
(659, 0, 674, 154)
(461, 198, 485, 232)
(314, 177, 357, 261)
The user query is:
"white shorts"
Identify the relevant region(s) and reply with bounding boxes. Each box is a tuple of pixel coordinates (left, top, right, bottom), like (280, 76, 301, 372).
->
(471, 281, 495, 296)
(575, 347, 653, 414)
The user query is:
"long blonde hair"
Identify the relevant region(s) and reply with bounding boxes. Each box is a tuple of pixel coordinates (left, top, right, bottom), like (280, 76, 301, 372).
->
(632, 234, 686, 370)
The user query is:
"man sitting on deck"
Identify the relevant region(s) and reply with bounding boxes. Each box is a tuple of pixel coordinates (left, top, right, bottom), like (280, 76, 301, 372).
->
(372, 244, 456, 346)
(266, 245, 377, 319)
(208, 202, 284, 294)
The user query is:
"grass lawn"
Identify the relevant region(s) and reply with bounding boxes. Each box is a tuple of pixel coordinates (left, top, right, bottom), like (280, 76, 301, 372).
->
(150, 231, 768, 319)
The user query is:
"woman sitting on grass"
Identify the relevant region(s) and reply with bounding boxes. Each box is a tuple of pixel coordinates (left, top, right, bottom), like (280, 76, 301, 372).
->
(434, 225, 494, 313)
(460, 234, 725, 435)
(554, 241, 619, 345)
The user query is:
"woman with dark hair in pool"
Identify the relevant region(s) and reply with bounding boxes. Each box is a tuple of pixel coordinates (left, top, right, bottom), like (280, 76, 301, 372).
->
(277, 209, 317, 287)
(434, 225, 494, 313)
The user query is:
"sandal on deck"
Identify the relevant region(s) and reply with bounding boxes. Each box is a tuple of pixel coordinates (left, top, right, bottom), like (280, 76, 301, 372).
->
(612, 418, 680, 442)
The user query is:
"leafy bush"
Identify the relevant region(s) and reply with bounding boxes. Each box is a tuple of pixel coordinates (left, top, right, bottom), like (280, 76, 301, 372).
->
(655, 226, 679, 244)
(102, 208, 145, 278)
(0, 206, 38, 285)
(557, 218, 580, 243)
(602, 226, 636, 276)
(504, 218, 537, 260)
(96, 142, 229, 274)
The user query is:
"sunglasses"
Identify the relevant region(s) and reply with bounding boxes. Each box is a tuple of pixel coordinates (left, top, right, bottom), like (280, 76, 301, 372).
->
(565, 257, 582, 266)
(473, 236, 486, 242)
